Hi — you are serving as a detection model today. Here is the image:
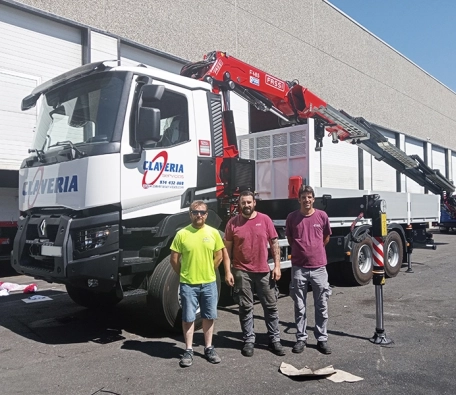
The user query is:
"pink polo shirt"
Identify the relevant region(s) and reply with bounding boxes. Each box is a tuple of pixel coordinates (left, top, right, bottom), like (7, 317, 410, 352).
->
(285, 209, 331, 268)
(225, 212, 278, 273)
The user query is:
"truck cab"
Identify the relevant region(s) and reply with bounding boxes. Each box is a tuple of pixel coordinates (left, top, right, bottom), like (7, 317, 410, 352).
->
(12, 62, 234, 331)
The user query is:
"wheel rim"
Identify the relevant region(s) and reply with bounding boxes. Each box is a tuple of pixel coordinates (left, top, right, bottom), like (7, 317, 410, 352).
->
(387, 241, 399, 268)
(358, 244, 373, 273)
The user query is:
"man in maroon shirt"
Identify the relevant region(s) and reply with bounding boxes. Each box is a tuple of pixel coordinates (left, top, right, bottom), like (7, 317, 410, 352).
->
(224, 191, 285, 357)
(286, 185, 332, 355)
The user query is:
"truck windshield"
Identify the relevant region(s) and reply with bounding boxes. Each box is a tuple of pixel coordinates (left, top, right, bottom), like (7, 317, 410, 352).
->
(33, 72, 126, 152)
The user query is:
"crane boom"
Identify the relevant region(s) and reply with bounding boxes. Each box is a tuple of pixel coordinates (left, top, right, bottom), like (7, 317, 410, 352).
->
(181, 50, 370, 146)
(181, 51, 455, 196)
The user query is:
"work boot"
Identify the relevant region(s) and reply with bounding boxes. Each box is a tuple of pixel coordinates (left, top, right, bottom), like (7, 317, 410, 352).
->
(292, 340, 307, 354)
(204, 346, 221, 364)
(179, 349, 194, 367)
(317, 341, 332, 355)
(241, 342, 255, 357)
(268, 341, 286, 356)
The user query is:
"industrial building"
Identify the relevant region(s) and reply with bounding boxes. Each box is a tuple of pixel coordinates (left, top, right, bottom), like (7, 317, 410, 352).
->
(1, 0, 455, 236)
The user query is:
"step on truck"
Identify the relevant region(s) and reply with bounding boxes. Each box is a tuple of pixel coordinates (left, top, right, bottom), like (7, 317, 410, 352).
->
(12, 51, 453, 331)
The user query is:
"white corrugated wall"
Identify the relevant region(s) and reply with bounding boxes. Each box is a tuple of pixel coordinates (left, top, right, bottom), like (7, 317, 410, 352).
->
(0, 4, 81, 171)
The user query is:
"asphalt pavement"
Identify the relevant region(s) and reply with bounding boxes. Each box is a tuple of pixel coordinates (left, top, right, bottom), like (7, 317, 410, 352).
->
(1, 232, 455, 395)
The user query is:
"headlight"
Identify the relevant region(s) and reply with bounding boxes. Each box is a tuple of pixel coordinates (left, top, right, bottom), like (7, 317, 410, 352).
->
(74, 226, 111, 253)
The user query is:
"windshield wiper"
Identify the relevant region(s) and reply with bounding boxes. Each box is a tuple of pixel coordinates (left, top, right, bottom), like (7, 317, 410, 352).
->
(48, 140, 86, 159)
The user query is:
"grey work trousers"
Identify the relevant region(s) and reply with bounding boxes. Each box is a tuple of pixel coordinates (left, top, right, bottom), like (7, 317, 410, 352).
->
(233, 268, 280, 343)
(290, 265, 330, 342)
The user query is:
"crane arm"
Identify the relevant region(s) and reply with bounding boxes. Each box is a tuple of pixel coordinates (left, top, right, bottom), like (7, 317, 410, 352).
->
(181, 51, 455, 196)
(181, 51, 371, 147)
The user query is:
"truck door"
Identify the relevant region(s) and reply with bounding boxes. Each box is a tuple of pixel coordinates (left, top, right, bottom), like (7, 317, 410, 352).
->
(120, 82, 197, 219)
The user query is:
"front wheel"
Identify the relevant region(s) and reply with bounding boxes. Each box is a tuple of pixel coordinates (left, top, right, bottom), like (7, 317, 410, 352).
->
(66, 284, 122, 309)
(147, 256, 221, 332)
(384, 231, 403, 278)
(344, 237, 373, 286)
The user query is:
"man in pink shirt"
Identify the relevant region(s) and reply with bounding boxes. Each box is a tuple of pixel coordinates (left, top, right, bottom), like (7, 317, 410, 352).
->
(224, 191, 285, 357)
(286, 185, 332, 355)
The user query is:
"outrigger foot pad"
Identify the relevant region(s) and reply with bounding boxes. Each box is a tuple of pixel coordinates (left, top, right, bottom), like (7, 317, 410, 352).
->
(369, 332, 394, 345)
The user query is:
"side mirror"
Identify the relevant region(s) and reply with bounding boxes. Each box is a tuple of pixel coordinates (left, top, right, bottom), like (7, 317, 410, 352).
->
(136, 107, 161, 145)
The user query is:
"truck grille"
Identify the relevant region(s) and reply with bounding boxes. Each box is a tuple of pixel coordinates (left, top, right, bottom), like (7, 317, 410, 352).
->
(20, 215, 63, 273)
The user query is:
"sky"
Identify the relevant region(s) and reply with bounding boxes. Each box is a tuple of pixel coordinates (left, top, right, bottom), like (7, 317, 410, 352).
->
(328, 0, 456, 92)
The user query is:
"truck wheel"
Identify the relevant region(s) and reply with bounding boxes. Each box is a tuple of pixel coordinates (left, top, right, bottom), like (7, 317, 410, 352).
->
(384, 231, 403, 278)
(147, 255, 221, 333)
(345, 237, 373, 285)
(66, 284, 122, 309)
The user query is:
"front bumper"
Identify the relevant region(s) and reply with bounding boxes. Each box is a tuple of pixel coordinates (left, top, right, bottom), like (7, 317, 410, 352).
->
(11, 211, 120, 290)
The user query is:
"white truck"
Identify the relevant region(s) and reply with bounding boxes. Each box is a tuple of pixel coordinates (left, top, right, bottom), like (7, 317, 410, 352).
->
(11, 52, 450, 331)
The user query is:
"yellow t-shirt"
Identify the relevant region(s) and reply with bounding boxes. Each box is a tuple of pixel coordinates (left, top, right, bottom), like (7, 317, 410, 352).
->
(170, 224, 224, 284)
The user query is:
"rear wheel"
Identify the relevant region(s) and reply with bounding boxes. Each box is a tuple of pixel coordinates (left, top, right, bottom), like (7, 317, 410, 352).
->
(147, 255, 221, 332)
(66, 284, 122, 309)
(344, 237, 373, 285)
(384, 231, 403, 278)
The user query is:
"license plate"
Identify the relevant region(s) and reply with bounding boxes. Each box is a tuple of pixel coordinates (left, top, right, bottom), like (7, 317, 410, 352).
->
(41, 245, 62, 257)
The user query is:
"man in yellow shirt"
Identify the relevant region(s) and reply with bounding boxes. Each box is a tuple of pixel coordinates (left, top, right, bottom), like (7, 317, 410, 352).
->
(170, 200, 224, 367)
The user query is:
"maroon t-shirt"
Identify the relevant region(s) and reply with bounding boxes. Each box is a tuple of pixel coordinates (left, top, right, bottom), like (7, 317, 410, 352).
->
(225, 212, 278, 273)
(285, 209, 332, 268)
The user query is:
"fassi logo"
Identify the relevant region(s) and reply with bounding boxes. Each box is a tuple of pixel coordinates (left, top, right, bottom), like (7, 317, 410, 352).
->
(142, 151, 168, 188)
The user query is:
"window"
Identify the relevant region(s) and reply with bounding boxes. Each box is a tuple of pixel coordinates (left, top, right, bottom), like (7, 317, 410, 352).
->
(35, 73, 126, 152)
(148, 89, 189, 148)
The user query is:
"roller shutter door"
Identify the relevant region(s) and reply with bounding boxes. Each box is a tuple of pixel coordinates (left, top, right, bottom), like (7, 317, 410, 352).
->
(0, 4, 81, 83)
(0, 71, 39, 170)
(91, 32, 118, 63)
(320, 139, 358, 190)
(370, 130, 397, 192)
(452, 153, 456, 184)
(120, 43, 183, 73)
(405, 137, 424, 193)
(431, 145, 446, 177)
(0, 4, 82, 171)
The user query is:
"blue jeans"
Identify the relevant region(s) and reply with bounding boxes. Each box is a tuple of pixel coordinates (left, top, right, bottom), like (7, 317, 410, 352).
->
(290, 266, 330, 342)
(180, 281, 218, 323)
(233, 268, 281, 343)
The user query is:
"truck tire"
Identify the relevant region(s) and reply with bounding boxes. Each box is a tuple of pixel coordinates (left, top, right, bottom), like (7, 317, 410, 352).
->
(147, 255, 221, 333)
(66, 284, 122, 309)
(345, 237, 373, 285)
(384, 231, 403, 278)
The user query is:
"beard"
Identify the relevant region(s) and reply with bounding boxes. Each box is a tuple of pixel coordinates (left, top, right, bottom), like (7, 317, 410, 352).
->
(192, 217, 204, 228)
(242, 207, 252, 215)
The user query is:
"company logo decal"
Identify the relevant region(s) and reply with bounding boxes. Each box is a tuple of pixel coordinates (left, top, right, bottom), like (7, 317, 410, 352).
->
(250, 70, 260, 87)
(250, 76, 260, 86)
(142, 151, 185, 189)
(212, 59, 223, 76)
(38, 219, 47, 237)
(265, 74, 285, 91)
(22, 166, 79, 208)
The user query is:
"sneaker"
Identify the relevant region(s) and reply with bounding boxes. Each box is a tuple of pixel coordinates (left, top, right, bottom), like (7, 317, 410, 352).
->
(204, 346, 221, 364)
(268, 341, 286, 356)
(292, 340, 307, 354)
(241, 342, 255, 357)
(179, 349, 194, 367)
(317, 341, 332, 355)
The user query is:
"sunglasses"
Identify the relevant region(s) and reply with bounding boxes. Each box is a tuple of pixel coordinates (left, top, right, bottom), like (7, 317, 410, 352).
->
(191, 210, 207, 216)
